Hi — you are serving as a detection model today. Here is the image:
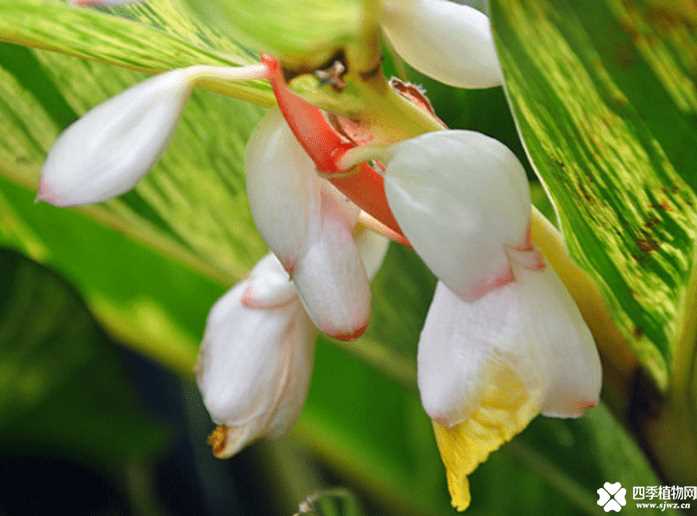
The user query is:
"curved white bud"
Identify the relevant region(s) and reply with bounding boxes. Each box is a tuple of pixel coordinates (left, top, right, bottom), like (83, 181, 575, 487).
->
(242, 254, 297, 309)
(292, 185, 371, 341)
(196, 278, 315, 458)
(381, 0, 501, 88)
(418, 264, 601, 510)
(39, 69, 194, 207)
(384, 130, 530, 301)
(246, 109, 321, 271)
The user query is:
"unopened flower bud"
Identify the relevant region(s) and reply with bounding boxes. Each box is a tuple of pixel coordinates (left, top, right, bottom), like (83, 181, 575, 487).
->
(38, 69, 195, 207)
(196, 255, 315, 458)
(39, 64, 267, 207)
(381, 0, 502, 89)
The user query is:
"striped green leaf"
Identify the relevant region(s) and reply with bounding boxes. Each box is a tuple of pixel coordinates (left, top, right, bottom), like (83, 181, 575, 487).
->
(182, 0, 365, 69)
(491, 0, 697, 389)
(0, 0, 273, 104)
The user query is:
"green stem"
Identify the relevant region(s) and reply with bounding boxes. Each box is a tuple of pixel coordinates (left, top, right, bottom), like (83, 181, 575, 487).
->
(346, 0, 383, 76)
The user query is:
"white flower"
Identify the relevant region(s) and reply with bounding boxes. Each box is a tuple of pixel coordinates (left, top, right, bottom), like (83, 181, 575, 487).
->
(380, 0, 502, 88)
(196, 254, 316, 458)
(197, 233, 389, 457)
(38, 64, 267, 207)
(418, 267, 601, 510)
(339, 128, 601, 511)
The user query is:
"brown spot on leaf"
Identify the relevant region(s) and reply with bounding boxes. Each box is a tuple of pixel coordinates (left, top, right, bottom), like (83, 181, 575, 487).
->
(637, 237, 659, 253)
(644, 216, 661, 229)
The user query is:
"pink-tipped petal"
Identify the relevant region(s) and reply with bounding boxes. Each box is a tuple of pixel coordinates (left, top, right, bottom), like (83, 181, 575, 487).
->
(242, 254, 297, 309)
(292, 186, 371, 340)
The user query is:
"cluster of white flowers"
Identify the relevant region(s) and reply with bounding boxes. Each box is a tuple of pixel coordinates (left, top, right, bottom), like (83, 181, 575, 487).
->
(44, 0, 602, 510)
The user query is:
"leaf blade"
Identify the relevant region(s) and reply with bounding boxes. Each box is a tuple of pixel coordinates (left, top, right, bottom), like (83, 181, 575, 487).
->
(0, 0, 273, 104)
(490, 0, 697, 388)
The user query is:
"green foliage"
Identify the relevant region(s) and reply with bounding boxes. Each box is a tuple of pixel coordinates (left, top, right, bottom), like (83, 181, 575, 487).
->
(0, 0, 273, 104)
(0, 249, 166, 465)
(490, 0, 697, 389)
(181, 0, 364, 69)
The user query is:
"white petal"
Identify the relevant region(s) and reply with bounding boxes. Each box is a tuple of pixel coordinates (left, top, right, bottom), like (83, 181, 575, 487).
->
(292, 184, 371, 340)
(242, 254, 297, 309)
(246, 112, 371, 339)
(521, 265, 602, 418)
(196, 282, 315, 457)
(381, 0, 501, 88)
(417, 281, 492, 425)
(39, 69, 194, 206)
(385, 130, 531, 301)
(354, 227, 390, 281)
(418, 264, 601, 427)
(246, 109, 321, 271)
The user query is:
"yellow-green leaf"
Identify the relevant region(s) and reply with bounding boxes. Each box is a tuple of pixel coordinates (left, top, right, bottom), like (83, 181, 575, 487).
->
(491, 0, 697, 390)
(0, 0, 273, 104)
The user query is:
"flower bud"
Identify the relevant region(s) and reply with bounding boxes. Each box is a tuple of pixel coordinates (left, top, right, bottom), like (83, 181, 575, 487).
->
(39, 69, 194, 206)
(291, 183, 372, 340)
(39, 64, 267, 207)
(381, 0, 502, 88)
(196, 255, 315, 458)
(245, 109, 321, 272)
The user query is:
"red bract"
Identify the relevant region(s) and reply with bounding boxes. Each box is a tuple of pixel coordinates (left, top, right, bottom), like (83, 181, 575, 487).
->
(261, 54, 404, 238)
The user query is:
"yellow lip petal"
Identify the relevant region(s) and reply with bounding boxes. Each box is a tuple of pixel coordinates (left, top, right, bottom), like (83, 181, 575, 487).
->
(432, 367, 540, 511)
